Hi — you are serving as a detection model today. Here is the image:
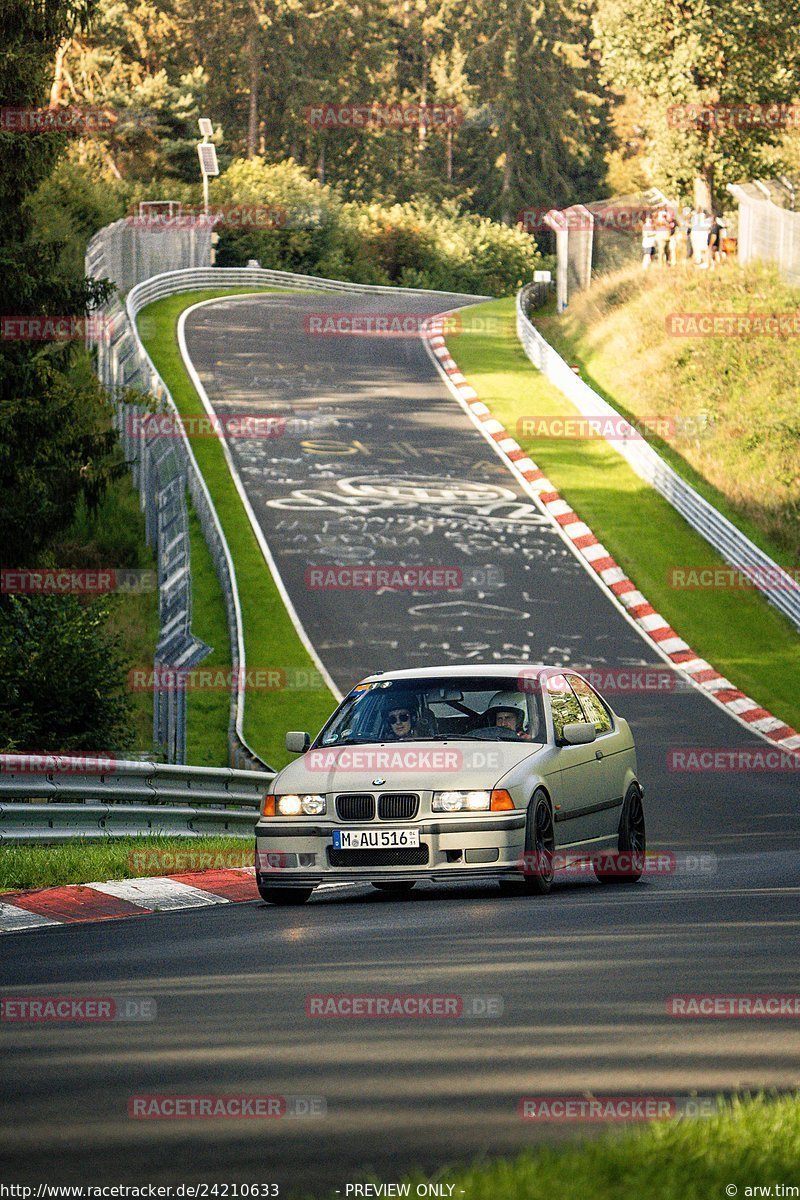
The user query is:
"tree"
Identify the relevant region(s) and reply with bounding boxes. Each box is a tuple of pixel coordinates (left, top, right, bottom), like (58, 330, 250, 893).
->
(446, 0, 612, 222)
(0, 595, 135, 752)
(594, 0, 800, 208)
(0, 0, 123, 567)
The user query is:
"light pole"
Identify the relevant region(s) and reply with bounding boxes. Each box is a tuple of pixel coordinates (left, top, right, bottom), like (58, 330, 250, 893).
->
(197, 118, 219, 262)
(197, 117, 219, 217)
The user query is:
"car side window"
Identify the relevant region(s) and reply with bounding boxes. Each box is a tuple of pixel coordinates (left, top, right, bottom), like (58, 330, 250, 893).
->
(546, 674, 585, 741)
(567, 674, 613, 734)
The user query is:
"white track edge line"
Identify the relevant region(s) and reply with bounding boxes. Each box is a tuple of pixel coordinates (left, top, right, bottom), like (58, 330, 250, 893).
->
(177, 297, 343, 704)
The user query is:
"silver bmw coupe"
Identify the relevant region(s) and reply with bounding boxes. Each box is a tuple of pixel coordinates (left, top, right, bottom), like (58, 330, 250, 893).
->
(254, 664, 645, 904)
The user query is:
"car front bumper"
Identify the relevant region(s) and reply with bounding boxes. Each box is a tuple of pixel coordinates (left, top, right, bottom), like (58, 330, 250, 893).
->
(254, 812, 528, 888)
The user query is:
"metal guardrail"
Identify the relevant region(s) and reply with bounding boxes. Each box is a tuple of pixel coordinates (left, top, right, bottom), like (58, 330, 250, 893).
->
(126, 265, 492, 305)
(516, 287, 800, 631)
(0, 755, 271, 843)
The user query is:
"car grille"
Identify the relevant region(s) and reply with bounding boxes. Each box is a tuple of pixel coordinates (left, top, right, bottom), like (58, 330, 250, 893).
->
(328, 846, 429, 867)
(335, 794, 376, 822)
(378, 793, 419, 820)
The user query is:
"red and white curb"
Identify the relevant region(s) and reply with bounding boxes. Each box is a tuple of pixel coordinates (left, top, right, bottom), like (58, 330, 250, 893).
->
(0, 868, 261, 934)
(425, 327, 800, 753)
(0, 871, 362, 935)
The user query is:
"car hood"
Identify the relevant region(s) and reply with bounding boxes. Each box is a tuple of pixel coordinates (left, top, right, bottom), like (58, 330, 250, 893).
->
(274, 740, 545, 795)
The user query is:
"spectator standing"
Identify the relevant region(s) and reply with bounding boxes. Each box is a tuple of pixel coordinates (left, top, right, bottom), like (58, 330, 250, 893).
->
(642, 215, 656, 269)
(690, 208, 710, 267)
(654, 208, 671, 266)
(667, 209, 679, 266)
(708, 213, 725, 267)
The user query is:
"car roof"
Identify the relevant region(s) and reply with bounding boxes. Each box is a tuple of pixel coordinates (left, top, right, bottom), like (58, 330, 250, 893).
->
(359, 664, 569, 683)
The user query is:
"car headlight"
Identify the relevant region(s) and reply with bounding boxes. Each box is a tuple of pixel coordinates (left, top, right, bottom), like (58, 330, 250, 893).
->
(433, 790, 490, 812)
(267, 794, 327, 816)
(431, 789, 515, 813)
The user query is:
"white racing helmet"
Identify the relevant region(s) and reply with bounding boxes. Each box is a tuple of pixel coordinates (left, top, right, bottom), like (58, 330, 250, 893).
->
(487, 691, 527, 730)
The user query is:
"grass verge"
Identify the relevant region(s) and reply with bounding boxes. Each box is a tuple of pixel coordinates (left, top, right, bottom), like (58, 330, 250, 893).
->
(336, 1093, 799, 1200)
(136, 288, 337, 770)
(451, 300, 800, 732)
(535, 261, 800, 564)
(183, 500, 232, 767)
(0, 836, 252, 892)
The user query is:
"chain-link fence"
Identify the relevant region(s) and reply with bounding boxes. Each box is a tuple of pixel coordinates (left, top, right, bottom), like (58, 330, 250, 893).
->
(728, 179, 800, 286)
(86, 214, 213, 296)
(547, 189, 672, 310)
(86, 222, 273, 770)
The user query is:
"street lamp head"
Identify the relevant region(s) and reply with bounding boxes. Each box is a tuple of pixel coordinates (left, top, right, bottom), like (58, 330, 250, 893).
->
(198, 117, 213, 138)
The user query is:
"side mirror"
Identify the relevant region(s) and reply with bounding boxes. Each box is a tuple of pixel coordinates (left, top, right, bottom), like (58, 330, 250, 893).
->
(285, 731, 310, 754)
(560, 721, 596, 746)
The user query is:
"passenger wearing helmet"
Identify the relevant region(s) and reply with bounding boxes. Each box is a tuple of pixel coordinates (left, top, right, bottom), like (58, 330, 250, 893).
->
(485, 691, 530, 739)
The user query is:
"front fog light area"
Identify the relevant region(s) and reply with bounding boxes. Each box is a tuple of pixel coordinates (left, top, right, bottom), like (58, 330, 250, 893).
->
(277, 794, 327, 815)
(433, 790, 491, 813)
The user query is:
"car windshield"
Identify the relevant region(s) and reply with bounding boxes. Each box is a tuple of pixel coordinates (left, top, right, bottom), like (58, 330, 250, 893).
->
(316, 676, 545, 746)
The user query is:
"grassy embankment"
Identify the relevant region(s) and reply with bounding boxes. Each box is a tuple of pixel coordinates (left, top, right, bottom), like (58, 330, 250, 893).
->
(324, 1093, 799, 1200)
(0, 836, 250, 892)
(450, 270, 800, 732)
(136, 288, 337, 769)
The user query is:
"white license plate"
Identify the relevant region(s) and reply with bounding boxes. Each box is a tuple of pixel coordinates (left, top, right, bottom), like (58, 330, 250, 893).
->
(332, 828, 420, 850)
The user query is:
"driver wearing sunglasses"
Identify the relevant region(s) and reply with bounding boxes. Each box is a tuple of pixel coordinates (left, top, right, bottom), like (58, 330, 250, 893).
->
(385, 705, 416, 740)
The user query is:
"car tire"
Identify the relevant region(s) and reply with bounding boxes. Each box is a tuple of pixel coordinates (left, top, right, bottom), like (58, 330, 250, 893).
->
(522, 789, 555, 895)
(594, 785, 646, 884)
(371, 882, 416, 895)
(258, 885, 314, 906)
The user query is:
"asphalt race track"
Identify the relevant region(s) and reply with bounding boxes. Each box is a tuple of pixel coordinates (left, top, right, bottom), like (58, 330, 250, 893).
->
(1, 291, 798, 1190)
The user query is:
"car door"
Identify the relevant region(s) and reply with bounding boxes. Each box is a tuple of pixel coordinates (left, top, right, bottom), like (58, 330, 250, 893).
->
(565, 673, 626, 840)
(545, 673, 603, 847)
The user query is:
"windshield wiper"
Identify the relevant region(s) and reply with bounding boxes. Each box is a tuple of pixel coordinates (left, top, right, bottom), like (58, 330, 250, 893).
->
(320, 736, 379, 747)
